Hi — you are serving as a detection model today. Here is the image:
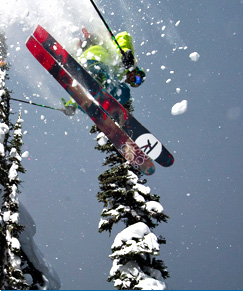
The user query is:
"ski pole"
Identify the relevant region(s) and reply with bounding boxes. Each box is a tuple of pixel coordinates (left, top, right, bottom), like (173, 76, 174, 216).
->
(89, 0, 125, 56)
(10, 97, 63, 111)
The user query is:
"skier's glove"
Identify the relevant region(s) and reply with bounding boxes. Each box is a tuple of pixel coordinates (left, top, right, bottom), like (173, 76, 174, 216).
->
(122, 49, 134, 69)
(62, 106, 76, 116)
(61, 98, 77, 116)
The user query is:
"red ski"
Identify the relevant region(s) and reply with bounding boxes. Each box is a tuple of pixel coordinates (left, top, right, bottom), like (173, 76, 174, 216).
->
(26, 35, 155, 175)
(32, 25, 174, 168)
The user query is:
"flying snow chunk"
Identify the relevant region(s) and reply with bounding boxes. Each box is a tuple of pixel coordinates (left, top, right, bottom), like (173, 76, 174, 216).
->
(176, 88, 181, 94)
(21, 151, 29, 158)
(72, 79, 78, 87)
(166, 78, 171, 84)
(171, 100, 188, 115)
(80, 58, 87, 65)
(175, 20, 181, 27)
(189, 52, 200, 62)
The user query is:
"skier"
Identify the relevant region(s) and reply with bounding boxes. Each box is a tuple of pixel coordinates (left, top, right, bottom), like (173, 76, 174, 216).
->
(62, 28, 146, 116)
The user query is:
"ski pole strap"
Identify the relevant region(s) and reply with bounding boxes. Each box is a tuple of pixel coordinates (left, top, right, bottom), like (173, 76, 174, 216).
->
(89, 0, 125, 56)
(10, 97, 62, 111)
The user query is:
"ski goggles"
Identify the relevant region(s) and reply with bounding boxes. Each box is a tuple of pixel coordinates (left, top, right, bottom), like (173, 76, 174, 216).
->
(130, 67, 146, 87)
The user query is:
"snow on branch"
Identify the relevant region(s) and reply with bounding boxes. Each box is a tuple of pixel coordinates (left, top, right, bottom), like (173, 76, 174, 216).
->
(109, 223, 167, 290)
(110, 259, 166, 290)
(110, 222, 160, 258)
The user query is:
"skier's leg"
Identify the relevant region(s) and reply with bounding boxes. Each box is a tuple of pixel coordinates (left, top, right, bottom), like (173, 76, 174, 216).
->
(81, 28, 101, 49)
(82, 28, 90, 39)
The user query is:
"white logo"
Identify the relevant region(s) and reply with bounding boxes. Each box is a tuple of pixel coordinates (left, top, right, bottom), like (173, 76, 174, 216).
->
(135, 133, 162, 160)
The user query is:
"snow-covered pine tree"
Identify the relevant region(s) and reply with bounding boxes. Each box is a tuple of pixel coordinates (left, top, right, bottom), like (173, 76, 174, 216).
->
(91, 101, 169, 290)
(0, 32, 29, 289)
(0, 32, 60, 290)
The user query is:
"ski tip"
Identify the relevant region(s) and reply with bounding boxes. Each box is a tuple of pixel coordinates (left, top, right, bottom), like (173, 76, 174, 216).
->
(162, 154, 174, 167)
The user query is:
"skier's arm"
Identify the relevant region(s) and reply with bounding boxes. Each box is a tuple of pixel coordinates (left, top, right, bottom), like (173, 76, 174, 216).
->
(115, 31, 136, 69)
(115, 31, 135, 54)
(122, 49, 134, 69)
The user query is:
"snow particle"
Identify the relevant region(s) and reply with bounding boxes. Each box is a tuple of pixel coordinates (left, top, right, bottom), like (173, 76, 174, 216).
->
(166, 78, 171, 84)
(21, 151, 29, 158)
(189, 52, 200, 62)
(171, 100, 188, 115)
(72, 79, 78, 87)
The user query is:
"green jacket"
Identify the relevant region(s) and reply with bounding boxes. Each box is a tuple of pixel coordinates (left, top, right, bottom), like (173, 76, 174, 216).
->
(78, 31, 135, 77)
(115, 31, 135, 55)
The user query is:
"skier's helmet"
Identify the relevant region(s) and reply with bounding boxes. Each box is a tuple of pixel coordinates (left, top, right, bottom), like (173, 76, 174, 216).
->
(130, 67, 146, 87)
